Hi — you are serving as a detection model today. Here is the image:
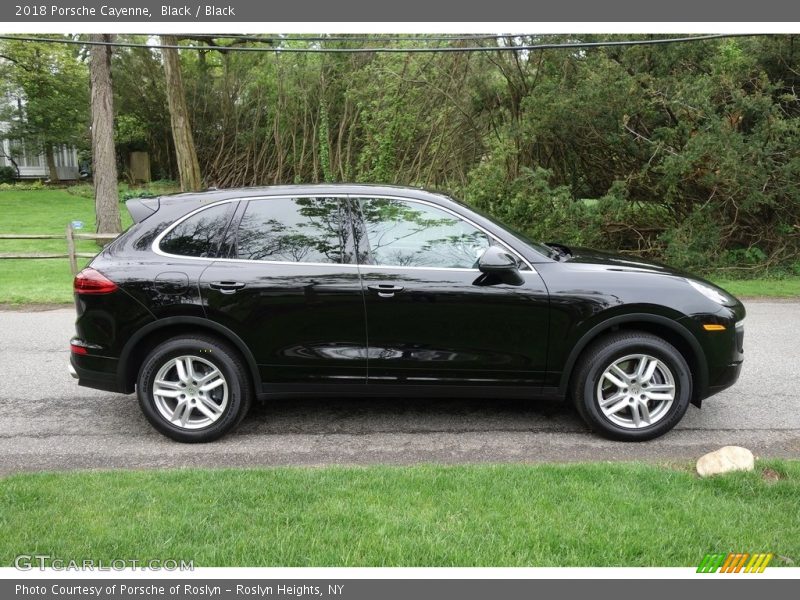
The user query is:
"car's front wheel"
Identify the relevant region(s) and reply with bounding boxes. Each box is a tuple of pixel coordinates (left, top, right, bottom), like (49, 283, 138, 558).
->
(137, 335, 252, 442)
(571, 331, 692, 441)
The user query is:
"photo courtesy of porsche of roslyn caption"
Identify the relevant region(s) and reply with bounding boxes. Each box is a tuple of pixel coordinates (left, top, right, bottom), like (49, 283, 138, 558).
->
(69, 184, 745, 442)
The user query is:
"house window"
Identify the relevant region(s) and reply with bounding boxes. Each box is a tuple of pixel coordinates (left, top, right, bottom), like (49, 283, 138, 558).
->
(8, 140, 41, 168)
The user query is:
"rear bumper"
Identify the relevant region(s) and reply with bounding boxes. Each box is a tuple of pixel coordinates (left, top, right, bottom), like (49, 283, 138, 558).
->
(69, 354, 127, 394)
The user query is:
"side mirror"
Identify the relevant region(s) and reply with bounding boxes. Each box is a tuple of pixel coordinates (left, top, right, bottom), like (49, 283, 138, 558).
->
(477, 246, 524, 286)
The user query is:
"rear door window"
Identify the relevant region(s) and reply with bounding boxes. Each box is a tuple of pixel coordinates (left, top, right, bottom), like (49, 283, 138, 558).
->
(235, 197, 350, 264)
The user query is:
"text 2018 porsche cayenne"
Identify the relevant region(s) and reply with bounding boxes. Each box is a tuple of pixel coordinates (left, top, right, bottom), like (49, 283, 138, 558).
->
(69, 185, 745, 442)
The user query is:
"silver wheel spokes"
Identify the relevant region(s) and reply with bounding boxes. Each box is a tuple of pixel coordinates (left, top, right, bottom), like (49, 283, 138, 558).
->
(153, 355, 229, 430)
(596, 353, 675, 429)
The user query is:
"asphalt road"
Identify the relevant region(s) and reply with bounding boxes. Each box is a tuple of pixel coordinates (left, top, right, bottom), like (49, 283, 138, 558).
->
(0, 301, 798, 475)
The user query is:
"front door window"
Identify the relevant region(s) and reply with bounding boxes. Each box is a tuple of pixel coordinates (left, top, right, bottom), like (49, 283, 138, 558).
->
(355, 198, 492, 269)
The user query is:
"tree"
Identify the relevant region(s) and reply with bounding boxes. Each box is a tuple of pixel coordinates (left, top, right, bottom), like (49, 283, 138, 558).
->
(111, 38, 173, 180)
(105, 34, 800, 272)
(89, 34, 121, 234)
(161, 35, 203, 191)
(0, 36, 88, 183)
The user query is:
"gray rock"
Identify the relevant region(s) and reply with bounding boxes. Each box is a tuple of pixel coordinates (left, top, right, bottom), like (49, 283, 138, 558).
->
(696, 446, 755, 477)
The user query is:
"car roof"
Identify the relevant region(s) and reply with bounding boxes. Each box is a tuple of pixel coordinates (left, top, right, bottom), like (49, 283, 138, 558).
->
(155, 184, 456, 208)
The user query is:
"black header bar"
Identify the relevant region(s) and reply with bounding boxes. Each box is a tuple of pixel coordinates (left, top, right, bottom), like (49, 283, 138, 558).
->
(2, 0, 800, 22)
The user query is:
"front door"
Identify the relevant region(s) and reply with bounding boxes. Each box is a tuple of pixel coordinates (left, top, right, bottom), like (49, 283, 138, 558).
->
(351, 196, 550, 386)
(200, 196, 367, 385)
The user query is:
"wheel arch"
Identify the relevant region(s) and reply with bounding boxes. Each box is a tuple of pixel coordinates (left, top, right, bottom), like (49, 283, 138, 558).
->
(558, 313, 708, 407)
(117, 317, 262, 395)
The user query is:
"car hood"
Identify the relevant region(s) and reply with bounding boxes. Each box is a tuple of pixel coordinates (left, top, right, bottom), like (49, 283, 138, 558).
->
(558, 246, 691, 277)
(553, 246, 745, 313)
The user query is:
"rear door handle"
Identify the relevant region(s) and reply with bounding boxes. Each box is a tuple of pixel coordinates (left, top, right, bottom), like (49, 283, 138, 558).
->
(368, 284, 404, 298)
(209, 281, 246, 294)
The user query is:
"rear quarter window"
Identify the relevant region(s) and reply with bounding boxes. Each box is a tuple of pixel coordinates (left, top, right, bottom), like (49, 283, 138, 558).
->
(159, 203, 235, 258)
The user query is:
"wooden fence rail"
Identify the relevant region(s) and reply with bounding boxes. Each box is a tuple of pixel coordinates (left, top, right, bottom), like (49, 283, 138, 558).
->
(0, 224, 118, 275)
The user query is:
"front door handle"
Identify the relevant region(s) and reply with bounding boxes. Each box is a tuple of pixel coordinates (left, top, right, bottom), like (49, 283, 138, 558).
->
(368, 284, 404, 298)
(209, 281, 246, 294)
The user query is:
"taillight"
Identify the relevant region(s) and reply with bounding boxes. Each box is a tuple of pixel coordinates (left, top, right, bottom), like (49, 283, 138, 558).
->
(70, 344, 88, 355)
(74, 268, 118, 295)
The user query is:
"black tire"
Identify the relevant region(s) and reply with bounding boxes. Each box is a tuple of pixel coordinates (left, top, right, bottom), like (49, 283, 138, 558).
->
(137, 335, 252, 442)
(570, 331, 692, 441)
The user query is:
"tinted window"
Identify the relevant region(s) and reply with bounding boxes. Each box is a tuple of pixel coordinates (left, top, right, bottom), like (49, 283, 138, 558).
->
(356, 198, 491, 268)
(159, 203, 233, 258)
(236, 197, 347, 264)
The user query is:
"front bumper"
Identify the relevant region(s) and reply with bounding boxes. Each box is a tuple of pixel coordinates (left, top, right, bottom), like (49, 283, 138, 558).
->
(706, 360, 743, 397)
(702, 318, 744, 400)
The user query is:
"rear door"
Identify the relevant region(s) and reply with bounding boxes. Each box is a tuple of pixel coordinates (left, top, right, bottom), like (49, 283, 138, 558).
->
(352, 196, 550, 386)
(199, 196, 367, 385)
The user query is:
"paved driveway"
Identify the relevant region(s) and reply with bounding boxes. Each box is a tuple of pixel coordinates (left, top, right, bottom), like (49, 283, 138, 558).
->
(0, 301, 798, 474)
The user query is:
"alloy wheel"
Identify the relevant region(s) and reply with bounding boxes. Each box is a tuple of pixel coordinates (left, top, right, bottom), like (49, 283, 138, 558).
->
(152, 355, 229, 430)
(595, 353, 676, 429)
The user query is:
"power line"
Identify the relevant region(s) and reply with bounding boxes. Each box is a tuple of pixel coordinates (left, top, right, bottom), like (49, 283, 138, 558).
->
(190, 33, 527, 43)
(0, 33, 767, 54)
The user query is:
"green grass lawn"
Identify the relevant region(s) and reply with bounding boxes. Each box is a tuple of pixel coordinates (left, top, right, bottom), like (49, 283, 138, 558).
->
(1, 462, 798, 567)
(0, 186, 797, 304)
(0, 187, 136, 304)
(713, 278, 800, 299)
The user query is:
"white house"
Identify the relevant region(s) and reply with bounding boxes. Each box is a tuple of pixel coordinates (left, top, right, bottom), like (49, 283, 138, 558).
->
(0, 139, 80, 180)
(0, 92, 80, 180)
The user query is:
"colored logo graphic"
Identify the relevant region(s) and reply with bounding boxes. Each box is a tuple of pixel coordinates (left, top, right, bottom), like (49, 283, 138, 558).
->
(697, 553, 773, 573)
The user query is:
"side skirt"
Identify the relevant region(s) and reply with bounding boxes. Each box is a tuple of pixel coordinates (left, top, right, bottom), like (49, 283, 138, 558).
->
(256, 383, 565, 402)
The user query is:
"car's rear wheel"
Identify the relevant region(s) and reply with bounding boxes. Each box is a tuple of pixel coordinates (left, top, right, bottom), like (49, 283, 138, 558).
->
(137, 335, 251, 442)
(571, 331, 692, 441)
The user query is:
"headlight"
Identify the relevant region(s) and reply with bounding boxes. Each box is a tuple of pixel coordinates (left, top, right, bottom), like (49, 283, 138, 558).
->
(686, 279, 731, 305)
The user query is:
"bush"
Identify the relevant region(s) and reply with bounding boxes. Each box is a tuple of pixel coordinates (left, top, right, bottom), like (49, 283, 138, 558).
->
(66, 180, 180, 202)
(0, 166, 16, 184)
(463, 157, 672, 258)
(65, 183, 94, 198)
(0, 179, 45, 191)
(120, 189, 156, 202)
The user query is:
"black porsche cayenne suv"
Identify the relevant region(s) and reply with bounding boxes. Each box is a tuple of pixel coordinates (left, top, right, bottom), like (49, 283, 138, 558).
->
(69, 184, 745, 442)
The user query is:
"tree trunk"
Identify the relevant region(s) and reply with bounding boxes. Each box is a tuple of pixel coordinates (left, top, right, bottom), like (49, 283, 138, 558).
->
(89, 34, 121, 234)
(161, 35, 203, 192)
(45, 144, 61, 184)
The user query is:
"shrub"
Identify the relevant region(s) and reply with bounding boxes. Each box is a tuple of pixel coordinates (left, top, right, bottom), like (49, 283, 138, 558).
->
(65, 183, 94, 198)
(120, 189, 156, 202)
(0, 179, 45, 191)
(463, 157, 672, 258)
(0, 166, 17, 184)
